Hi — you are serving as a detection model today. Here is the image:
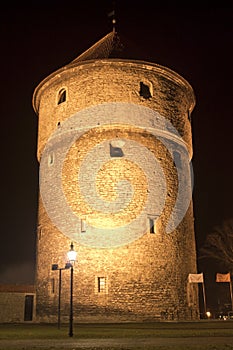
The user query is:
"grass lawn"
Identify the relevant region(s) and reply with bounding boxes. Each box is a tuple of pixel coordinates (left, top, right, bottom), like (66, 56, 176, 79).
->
(0, 321, 233, 349)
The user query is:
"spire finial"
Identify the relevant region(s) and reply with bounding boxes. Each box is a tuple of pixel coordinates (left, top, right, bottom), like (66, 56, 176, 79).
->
(112, 14, 116, 33)
(108, 1, 116, 32)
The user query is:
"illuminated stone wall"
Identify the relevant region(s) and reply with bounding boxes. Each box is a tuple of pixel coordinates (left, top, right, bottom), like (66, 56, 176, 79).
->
(33, 59, 199, 322)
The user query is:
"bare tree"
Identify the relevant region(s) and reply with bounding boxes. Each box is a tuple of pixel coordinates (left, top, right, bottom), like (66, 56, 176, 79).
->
(199, 218, 233, 272)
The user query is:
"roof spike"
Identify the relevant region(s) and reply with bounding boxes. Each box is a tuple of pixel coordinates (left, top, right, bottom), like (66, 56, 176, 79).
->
(112, 15, 116, 33)
(108, 1, 117, 33)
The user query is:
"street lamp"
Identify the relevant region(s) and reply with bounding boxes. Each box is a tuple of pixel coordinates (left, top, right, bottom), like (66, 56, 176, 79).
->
(67, 242, 77, 337)
(51, 263, 70, 329)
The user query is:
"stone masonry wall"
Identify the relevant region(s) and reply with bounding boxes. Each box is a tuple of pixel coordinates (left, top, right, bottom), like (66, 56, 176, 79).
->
(0, 292, 35, 323)
(34, 59, 199, 322)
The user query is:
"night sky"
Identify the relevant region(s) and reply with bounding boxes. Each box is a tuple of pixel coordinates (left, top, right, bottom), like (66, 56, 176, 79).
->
(0, 0, 232, 306)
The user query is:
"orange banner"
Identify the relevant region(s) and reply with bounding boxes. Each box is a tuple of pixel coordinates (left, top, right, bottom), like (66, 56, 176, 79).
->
(216, 272, 231, 282)
(188, 273, 204, 283)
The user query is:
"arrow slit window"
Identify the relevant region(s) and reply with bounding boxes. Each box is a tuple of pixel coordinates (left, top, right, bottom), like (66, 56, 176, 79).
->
(81, 219, 86, 232)
(48, 153, 54, 166)
(98, 277, 105, 292)
(149, 218, 156, 234)
(95, 276, 108, 294)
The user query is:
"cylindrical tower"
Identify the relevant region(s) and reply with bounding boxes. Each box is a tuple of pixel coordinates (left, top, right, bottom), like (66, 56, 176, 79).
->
(33, 32, 199, 322)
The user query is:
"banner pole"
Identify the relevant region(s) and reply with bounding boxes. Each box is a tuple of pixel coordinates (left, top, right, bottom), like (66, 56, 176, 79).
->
(202, 281, 207, 316)
(229, 275, 233, 311)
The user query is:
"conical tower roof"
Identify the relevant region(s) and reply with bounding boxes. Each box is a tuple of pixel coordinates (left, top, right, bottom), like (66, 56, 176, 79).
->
(71, 31, 122, 63)
(33, 30, 195, 116)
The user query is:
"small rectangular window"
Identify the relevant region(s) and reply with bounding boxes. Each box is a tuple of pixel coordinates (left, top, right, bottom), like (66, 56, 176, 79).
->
(48, 153, 54, 166)
(149, 218, 155, 234)
(49, 278, 55, 294)
(58, 88, 66, 104)
(139, 82, 152, 99)
(188, 110, 191, 122)
(81, 219, 86, 232)
(98, 277, 106, 293)
(110, 144, 124, 157)
(38, 226, 43, 240)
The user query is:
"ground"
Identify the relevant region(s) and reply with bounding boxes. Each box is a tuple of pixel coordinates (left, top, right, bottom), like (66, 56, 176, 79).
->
(0, 322, 233, 349)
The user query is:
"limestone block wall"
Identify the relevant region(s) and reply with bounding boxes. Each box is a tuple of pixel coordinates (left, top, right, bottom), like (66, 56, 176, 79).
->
(0, 290, 35, 323)
(33, 59, 199, 322)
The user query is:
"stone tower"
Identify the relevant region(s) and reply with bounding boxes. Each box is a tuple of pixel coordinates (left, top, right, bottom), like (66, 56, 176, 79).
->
(33, 31, 199, 322)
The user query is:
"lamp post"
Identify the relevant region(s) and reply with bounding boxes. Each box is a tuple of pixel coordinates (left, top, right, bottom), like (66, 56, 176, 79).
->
(67, 242, 77, 337)
(52, 263, 70, 329)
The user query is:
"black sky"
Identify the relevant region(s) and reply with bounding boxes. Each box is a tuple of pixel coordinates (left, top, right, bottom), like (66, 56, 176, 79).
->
(0, 0, 232, 286)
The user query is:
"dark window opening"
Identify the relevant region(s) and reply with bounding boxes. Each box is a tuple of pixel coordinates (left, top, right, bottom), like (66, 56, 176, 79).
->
(48, 153, 54, 166)
(51, 278, 55, 294)
(98, 277, 106, 293)
(110, 144, 124, 157)
(149, 218, 155, 234)
(57, 89, 66, 104)
(38, 226, 43, 240)
(188, 110, 191, 122)
(139, 82, 152, 99)
(24, 295, 34, 321)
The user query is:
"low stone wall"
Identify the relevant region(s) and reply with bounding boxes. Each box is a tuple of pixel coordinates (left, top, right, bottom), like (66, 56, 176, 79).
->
(0, 285, 35, 323)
